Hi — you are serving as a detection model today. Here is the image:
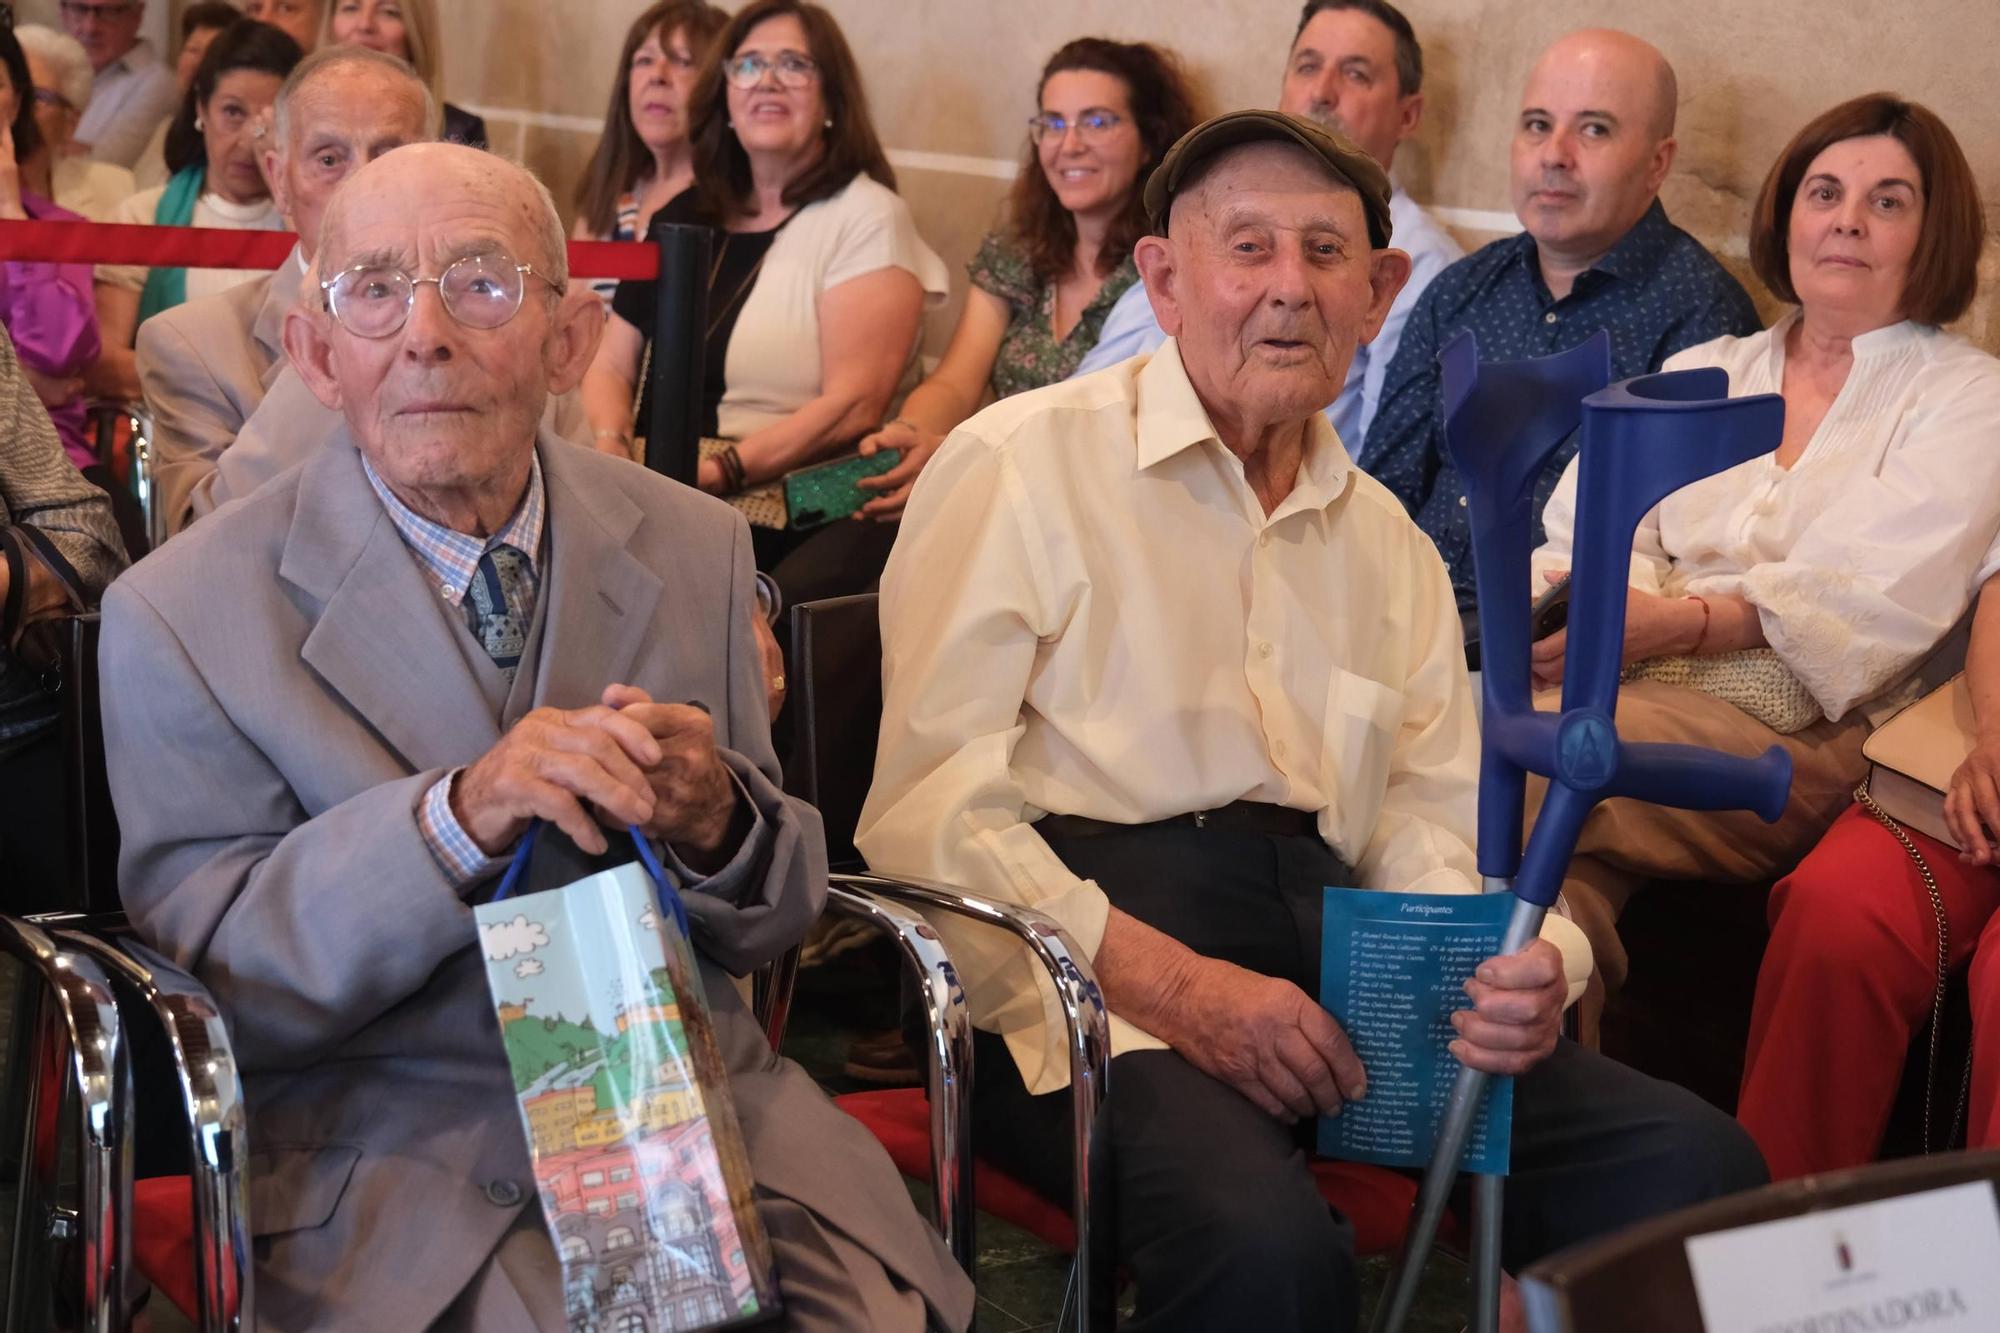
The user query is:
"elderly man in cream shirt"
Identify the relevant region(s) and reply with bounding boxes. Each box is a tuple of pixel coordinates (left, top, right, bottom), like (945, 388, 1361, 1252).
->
(859, 111, 1766, 1332)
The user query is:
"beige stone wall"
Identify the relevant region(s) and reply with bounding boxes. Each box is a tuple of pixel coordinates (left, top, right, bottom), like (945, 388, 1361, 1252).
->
(145, 1, 2000, 350)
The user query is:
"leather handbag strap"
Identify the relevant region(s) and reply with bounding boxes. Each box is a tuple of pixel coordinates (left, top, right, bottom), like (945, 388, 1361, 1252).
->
(1, 524, 88, 647)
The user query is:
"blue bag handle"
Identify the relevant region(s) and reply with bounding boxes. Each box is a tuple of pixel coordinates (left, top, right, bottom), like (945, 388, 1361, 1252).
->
(488, 820, 691, 939)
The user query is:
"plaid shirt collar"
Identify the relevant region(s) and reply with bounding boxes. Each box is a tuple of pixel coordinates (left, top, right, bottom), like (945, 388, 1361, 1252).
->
(362, 450, 547, 608)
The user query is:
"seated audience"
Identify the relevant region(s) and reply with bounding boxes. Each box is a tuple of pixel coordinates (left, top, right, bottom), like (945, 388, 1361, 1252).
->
(1530, 94, 2000, 1027)
(0, 322, 126, 902)
(141, 43, 433, 533)
(0, 24, 102, 471)
(1072, 0, 1462, 451)
(1696, 101, 2000, 1178)
(131, 1, 239, 190)
(858, 111, 1766, 1330)
(63, 0, 177, 169)
(581, 0, 946, 586)
(100, 141, 973, 1332)
(572, 0, 729, 311)
(847, 36, 1196, 523)
(89, 19, 302, 403)
(325, 0, 487, 148)
(15, 23, 136, 219)
(243, 0, 324, 54)
(1361, 28, 1759, 622)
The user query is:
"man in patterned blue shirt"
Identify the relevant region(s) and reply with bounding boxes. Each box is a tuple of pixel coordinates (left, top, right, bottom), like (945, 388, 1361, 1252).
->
(1359, 28, 1760, 619)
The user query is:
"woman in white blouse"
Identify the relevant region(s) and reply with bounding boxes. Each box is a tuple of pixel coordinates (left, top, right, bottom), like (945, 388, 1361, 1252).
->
(580, 0, 946, 586)
(1528, 94, 2000, 1024)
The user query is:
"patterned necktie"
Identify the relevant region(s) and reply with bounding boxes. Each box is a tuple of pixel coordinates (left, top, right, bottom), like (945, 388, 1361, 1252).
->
(465, 544, 532, 681)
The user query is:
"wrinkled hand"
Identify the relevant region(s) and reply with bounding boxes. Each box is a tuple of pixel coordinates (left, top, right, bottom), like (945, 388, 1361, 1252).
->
(1530, 570, 1696, 689)
(452, 702, 663, 858)
(1449, 938, 1567, 1075)
(751, 612, 786, 722)
(1167, 956, 1368, 1122)
(598, 684, 741, 866)
(1946, 735, 2000, 866)
(855, 420, 944, 522)
(21, 366, 82, 409)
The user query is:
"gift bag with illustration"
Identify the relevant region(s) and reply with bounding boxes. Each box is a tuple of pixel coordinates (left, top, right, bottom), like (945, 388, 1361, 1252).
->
(475, 823, 780, 1331)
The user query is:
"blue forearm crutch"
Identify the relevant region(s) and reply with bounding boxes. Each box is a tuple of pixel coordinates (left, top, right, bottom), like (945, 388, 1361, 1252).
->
(1369, 330, 1794, 1333)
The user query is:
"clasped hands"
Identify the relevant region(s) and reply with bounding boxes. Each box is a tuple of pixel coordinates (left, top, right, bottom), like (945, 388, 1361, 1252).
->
(1169, 938, 1568, 1123)
(449, 683, 740, 869)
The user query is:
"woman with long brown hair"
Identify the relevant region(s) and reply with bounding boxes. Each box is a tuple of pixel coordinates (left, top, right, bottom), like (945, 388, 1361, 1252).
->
(580, 0, 946, 584)
(572, 0, 728, 310)
(848, 38, 1198, 521)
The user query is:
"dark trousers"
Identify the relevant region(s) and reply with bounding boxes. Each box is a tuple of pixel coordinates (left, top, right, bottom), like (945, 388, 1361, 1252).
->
(972, 823, 1770, 1332)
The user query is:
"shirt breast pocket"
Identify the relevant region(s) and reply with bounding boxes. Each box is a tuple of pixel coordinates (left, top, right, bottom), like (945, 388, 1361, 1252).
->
(1319, 668, 1406, 858)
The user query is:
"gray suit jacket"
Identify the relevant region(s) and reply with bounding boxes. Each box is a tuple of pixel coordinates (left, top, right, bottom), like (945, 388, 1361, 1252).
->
(100, 434, 970, 1329)
(136, 253, 297, 536)
(137, 252, 589, 536)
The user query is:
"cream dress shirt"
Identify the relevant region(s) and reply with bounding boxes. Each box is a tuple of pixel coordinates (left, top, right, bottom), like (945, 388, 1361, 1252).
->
(858, 341, 1591, 1096)
(1535, 312, 2000, 725)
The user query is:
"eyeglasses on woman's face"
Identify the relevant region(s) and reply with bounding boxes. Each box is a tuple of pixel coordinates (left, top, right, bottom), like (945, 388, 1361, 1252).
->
(1028, 109, 1126, 145)
(723, 51, 819, 90)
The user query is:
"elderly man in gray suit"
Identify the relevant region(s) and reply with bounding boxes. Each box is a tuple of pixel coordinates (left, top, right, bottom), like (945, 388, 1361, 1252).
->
(140, 45, 434, 534)
(99, 143, 972, 1332)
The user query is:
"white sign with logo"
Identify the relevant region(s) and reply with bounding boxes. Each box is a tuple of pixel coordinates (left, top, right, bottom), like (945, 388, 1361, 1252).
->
(1684, 1180, 2000, 1333)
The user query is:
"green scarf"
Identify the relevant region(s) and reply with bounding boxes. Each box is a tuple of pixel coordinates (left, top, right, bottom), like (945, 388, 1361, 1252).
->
(136, 165, 205, 328)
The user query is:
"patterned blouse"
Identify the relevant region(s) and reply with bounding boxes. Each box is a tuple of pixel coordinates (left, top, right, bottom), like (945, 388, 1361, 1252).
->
(968, 228, 1139, 401)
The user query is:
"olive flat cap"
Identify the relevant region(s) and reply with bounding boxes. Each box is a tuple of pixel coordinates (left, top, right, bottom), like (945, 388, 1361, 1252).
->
(1142, 109, 1394, 248)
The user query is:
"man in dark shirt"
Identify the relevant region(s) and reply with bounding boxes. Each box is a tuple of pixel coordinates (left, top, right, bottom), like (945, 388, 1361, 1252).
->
(1360, 28, 1760, 616)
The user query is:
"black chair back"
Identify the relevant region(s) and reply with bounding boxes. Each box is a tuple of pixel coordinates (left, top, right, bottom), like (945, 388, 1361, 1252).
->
(785, 594, 882, 870)
(59, 612, 120, 916)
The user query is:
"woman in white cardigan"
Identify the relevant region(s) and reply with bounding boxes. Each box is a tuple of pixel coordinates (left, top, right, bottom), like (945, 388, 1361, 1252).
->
(1527, 94, 2000, 1021)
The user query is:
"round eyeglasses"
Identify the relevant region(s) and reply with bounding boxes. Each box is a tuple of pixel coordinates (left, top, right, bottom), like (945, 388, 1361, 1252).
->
(724, 51, 819, 89)
(319, 253, 564, 340)
(1028, 109, 1126, 144)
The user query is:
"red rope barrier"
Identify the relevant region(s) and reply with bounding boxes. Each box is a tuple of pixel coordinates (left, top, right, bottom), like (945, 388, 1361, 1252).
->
(0, 219, 661, 281)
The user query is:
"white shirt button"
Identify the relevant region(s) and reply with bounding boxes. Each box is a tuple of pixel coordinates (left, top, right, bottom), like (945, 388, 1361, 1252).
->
(1544, 311, 1559, 324)
(1273, 738, 1289, 758)
(1257, 641, 1274, 659)
(1458, 495, 1469, 508)
(1259, 533, 1271, 548)
(440, 585, 455, 599)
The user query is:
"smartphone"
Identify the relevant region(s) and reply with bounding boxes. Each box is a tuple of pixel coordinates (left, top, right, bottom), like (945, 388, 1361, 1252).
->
(783, 448, 902, 530)
(1532, 574, 1573, 641)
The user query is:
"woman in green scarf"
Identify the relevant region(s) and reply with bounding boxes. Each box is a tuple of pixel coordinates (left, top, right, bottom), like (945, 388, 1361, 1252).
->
(87, 19, 302, 401)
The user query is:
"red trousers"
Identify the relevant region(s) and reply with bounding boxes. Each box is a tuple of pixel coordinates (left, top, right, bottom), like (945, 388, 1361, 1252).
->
(1739, 803, 2000, 1179)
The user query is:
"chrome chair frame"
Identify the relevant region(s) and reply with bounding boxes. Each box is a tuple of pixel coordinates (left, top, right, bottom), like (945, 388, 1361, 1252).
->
(760, 871, 1111, 1331)
(0, 916, 129, 1333)
(57, 934, 251, 1333)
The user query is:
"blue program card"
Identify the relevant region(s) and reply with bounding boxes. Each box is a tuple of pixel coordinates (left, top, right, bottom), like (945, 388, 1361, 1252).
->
(1316, 888, 1515, 1175)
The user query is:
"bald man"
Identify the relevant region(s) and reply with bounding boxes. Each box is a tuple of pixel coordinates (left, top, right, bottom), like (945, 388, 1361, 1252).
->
(1359, 28, 1759, 627)
(101, 143, 972, 1331)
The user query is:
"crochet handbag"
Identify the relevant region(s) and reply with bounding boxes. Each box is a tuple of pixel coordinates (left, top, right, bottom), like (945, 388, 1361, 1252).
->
(1622, 647, 1824, 734)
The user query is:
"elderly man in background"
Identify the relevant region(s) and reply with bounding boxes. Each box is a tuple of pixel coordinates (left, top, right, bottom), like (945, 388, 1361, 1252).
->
(62, 0, 176, 168)
(1360, 28, 1759, 625)
(242, 0, 324, 53)
(860, 112, 1765, 1330)
(100, 142, 971, 1331)
(139, 44, 433, 533)
(1074, 0, 1460, 449)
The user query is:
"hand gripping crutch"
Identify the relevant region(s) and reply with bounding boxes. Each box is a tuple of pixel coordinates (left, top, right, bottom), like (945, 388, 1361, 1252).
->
(1370, 331, 1795, 1333)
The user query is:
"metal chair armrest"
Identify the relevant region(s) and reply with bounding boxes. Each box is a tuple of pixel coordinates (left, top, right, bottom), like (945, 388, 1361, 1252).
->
(829, 871, 1110, 1323)
(0, 914, 130, 1333)
(57, 934, 250, 1333)
(820, 884, 975, 1273)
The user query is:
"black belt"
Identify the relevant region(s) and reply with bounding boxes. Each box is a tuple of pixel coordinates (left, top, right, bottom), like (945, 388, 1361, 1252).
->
(1036, 800, 1318, 841)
